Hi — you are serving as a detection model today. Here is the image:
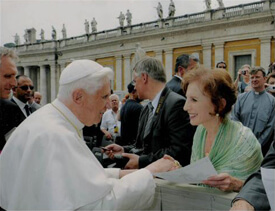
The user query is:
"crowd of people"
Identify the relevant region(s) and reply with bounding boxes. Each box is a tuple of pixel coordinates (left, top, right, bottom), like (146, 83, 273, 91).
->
(0, 45, 275, 210)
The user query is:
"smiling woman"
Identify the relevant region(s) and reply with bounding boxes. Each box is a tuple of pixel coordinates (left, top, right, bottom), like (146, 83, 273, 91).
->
(182, 67, 263, 192)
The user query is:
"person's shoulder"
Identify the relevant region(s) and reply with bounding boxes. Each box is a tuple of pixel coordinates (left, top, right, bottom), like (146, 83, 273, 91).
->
(166, 90, 185, 102)
(236, 91, 252, 102)
(264, 91, 275, 104)
(0, 99, 21, 113)
(0, 99, 17, 107)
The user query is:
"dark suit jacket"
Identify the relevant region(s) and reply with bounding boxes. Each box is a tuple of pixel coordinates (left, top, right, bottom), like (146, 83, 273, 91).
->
(126, 87, 195, 168)
(0, 99, 25, 150)
(234, 135, 275, 210)
(166, 76, 185, 97)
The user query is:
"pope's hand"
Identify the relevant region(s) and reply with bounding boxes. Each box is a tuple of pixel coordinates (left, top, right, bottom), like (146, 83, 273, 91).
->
(104, 144, 124, 159)
(145, 154, 180, 174)
(230, 200, 255, 211)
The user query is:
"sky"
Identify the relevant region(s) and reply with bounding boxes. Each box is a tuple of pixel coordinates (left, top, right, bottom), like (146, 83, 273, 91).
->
(0, 0, 260, 45)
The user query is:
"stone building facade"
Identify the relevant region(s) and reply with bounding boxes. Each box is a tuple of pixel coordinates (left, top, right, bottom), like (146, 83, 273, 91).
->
(12, 0, 275, 104)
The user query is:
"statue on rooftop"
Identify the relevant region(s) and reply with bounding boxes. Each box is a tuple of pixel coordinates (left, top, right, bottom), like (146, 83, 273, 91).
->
(61, 24, 67, 39)
(118, 12, 125, 28)
(131, 43, 146, 70)
(91, 17, 97, 33)
(40, 29, 45, 41)
(52, 26, 57, 40)
(168, 0, 176, 17)
(205, 0, 211, 10)
(156, 2, 163, 19)
(84, 19, 89, 34)
(14, 33, 20, 45)
(126, 9, 132, 26)
(217, 0, 225, 8)
(24, 30, 29, 44)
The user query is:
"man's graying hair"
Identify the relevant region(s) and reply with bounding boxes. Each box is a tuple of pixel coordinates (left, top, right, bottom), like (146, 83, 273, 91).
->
(133, 57, 166, 83)
(175, 54, 190, 73)
(250, 66, 266, 77)
(0, 47, 18, 65)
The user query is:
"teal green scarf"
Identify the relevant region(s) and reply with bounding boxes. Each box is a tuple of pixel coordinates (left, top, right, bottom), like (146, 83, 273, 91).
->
(191, 118, 263, 181)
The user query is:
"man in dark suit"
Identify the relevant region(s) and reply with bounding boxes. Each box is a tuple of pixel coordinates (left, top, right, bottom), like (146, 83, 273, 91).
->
(231, 128, 275, 211)
(11, 75, 34, 117)
(106, 57, 195, 168)
(0, 100, 25, 150)
(0, 47, 25, 150)
(166, 54, 199, 96)
(118, 81, 143, 146)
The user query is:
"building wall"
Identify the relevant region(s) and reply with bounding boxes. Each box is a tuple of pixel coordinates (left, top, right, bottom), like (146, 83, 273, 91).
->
(12, 0, 275, 104)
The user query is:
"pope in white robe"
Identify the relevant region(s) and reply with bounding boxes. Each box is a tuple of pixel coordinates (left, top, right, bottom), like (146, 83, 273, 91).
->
(0, 60, 176, 210)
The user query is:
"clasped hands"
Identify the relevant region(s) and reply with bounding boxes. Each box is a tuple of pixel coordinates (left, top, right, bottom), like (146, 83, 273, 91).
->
(103, 143, 180, 172)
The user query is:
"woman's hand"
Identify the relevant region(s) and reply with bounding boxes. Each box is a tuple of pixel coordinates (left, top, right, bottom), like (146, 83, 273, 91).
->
(202, 173, 244, 192)
(230, 200, 255, 211)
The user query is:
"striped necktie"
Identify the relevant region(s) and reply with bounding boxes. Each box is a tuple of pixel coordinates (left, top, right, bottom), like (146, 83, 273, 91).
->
(143, 102, 154, 138)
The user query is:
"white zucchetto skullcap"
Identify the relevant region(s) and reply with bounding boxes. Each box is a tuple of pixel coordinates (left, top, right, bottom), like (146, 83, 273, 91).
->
(59, 60, 109, 85)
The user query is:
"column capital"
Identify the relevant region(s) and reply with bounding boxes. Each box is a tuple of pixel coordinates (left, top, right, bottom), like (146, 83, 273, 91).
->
(115, 55, 123, 60)
(213, 42, 224, 48)
(123, 55, 131, 60)
(202, 43, 212, 50)
(165, 49, 173, 54)
(260, 36, 271, 43)
(155, 50, 163, 55)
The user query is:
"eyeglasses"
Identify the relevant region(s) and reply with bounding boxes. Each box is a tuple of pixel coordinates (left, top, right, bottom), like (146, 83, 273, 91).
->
(16, 85, 34, 91)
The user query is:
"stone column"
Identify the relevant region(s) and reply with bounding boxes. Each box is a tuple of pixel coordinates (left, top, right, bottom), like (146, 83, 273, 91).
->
(115, 56, 122, 91)
(155, 50, 163, 63)
(260, 36, 271, 70)
(59, 63, 66, 73)
(124, 55, 131, 90)
(24, 66, 30, 77)
(49, 63, 57, 101)
(202, 43, 212, 68)
(214, 42, 224, 66)
(39, 65, 47, 105)
(165, 49, 173, 82)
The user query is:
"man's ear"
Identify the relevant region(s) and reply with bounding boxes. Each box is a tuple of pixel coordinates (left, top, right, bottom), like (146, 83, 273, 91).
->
(178, 66, 185, 77)
(141, 73, 148, 84)
(72, 89, 84, 105)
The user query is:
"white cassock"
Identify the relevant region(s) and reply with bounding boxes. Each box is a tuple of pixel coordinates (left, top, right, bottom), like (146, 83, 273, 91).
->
(0, 99, 155, 210)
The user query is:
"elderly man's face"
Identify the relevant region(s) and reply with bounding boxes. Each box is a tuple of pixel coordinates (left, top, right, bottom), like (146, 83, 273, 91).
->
(0, 56, 17, 99)
(34, 92, 42, 104)
(83, 81, 111, 126)
(110, 96, 119, 112)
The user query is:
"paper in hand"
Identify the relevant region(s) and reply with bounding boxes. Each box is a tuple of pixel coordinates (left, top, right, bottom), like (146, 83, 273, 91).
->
(154, 157, 217, 184)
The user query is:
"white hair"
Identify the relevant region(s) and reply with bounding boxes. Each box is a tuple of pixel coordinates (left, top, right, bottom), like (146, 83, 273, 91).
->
(109, 93, 119, 100)
(0, 47, 18, 65)
(57, 66, 113, 103)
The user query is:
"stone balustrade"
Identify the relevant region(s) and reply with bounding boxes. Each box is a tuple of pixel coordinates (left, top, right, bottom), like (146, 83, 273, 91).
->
(14, 0, 273, 52)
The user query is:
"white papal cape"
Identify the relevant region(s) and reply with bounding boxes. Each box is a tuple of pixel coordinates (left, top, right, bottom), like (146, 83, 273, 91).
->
(0, 99, 155, 210)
